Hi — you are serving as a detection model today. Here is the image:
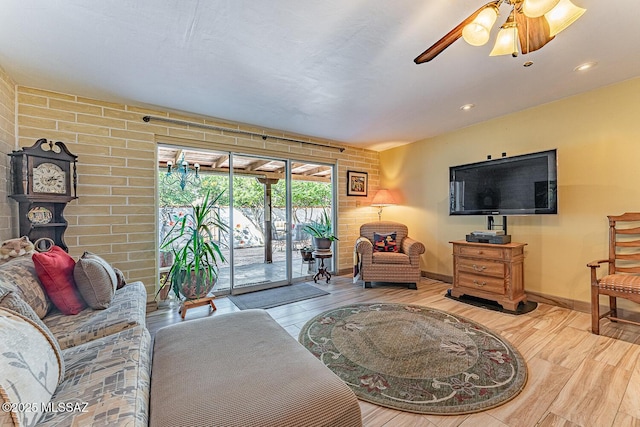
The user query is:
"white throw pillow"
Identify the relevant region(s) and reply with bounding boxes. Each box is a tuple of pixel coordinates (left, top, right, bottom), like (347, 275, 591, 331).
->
(0, 292, 65, 384)
(0, 308, 60, 426)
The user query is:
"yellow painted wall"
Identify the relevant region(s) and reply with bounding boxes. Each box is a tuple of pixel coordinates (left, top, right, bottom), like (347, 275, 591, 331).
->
(379, 77, 640, 307)
(0, 82, 380, 299)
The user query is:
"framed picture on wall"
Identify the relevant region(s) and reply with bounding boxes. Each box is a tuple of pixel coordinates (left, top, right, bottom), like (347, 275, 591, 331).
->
(347, 170, 368, 196)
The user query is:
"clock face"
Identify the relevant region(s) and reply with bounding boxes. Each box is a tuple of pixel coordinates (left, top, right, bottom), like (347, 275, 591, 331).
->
(32, 162, 66, 194)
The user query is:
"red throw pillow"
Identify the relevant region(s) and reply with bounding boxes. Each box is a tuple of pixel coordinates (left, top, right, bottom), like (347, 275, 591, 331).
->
(373, 232, 399, 253)
(32, 246, 86, 315)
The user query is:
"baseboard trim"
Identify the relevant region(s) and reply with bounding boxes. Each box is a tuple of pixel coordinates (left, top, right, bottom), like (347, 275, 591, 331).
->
(422, 270, 452, 284)
(524, 290, 589, 313)
(146, 301, 158, 313)
(338, 268, 352, 277)
(345, 269, 628, 315)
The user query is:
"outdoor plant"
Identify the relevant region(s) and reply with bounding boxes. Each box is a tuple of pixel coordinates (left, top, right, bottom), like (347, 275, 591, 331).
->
(160, 189, 228, 300)
(303, 210, 339, 243)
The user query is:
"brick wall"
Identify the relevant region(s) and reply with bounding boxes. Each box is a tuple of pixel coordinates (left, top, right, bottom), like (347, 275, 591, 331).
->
(0, 66, 16, 240)
(15, 86, 380, 299)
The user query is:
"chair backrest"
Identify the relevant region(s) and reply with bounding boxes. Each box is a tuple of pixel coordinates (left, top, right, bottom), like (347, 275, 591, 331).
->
(608, 213, 640, 275)
(360, 221, 408, 245)
(271, 222, 286, 240)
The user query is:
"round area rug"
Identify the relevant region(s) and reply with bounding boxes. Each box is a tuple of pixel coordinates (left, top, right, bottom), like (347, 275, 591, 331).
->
(298, 303, 527, 415)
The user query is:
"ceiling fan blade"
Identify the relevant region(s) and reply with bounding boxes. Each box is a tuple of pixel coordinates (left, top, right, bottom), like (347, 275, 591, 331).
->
(414, 1, 500, 64)
(515, 11, 555, 54)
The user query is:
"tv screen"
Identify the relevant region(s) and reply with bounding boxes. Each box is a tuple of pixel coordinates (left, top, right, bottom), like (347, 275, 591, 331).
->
(449, 149, 557, 216)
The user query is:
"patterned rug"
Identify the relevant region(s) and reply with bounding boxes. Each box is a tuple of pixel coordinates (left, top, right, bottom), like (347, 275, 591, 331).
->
(298, 303, 527, 414)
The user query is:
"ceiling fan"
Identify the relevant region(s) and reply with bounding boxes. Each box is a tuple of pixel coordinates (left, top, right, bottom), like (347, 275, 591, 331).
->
(414, 0, 586, 63)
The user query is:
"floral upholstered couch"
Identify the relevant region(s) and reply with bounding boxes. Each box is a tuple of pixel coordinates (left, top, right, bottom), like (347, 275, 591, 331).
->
(0, 255, 150, 427)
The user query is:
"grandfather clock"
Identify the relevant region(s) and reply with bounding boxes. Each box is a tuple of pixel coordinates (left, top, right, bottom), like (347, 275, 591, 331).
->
(9, 139, 78, 252)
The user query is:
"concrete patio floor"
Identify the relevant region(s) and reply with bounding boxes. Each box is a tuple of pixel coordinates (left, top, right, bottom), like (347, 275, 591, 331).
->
(213, 245, 320, 293)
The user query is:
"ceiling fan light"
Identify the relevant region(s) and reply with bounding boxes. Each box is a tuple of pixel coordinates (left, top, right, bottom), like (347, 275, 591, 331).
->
(462, 6, 498, 46)
(462, 24, 491, 46)
(522, 0, 561, 18)
(490, 24, 519, 57)
(545, 0, 586, 36)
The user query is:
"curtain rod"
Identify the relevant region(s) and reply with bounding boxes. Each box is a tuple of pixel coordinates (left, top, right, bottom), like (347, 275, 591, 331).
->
(142, 116, 345, 152)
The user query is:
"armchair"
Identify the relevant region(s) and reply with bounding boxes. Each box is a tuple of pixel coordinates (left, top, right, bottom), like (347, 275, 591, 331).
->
(355, 221, 425, 289)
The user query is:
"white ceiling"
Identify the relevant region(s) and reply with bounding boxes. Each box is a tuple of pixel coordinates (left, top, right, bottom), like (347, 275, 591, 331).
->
(1, 1, 639, 151)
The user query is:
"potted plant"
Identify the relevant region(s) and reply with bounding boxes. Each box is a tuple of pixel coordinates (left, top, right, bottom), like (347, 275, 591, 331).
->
(161, 190, 228, 300)
(303, 210, 338, 251)
(156, 280, 171, 301)
(156, 249, 174, 303)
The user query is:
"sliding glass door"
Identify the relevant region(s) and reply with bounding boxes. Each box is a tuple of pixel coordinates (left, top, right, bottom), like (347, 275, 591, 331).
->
(158, 144, 335, 296)
(157, 148, 232, 294)
(230, 154, 291, 294)
(290, 162, 334, 280)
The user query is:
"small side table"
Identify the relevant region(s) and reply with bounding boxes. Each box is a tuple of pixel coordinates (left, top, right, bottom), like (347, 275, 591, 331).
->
(179, 296, 216, 320)
(313, 251, 332, 283)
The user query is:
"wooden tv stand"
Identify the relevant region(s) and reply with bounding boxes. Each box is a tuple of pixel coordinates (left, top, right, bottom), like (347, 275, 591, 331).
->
(450, 240, 527, 311)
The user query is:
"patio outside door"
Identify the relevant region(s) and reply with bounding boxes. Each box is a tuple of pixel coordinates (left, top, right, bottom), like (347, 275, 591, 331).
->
(230, 154, 291, 294)
(158, 145, 335, 296)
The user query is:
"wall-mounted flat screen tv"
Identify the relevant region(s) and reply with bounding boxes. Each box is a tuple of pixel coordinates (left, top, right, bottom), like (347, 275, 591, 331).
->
(449, 149, 557, 216)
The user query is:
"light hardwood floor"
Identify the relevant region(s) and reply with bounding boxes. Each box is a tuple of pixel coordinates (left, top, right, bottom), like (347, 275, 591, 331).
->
(146, 277, 640, 427)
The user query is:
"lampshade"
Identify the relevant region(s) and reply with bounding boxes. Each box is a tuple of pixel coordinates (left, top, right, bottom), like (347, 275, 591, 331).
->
(371, 189, 397, 206)
(371, 189, 397, 221)
(462, 6, 498, 47)
(522, 0, 560, 18)
(490, 15, 519, 57)
(545, 0, 586, 36)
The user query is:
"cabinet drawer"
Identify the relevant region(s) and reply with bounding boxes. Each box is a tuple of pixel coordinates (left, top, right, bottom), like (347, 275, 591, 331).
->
(456, 245, 505, 259)
(457, 258, 504, 277)
(458, 273, 505, 294)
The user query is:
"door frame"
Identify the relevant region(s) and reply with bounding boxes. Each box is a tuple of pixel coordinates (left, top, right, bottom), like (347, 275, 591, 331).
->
(156, 136, 338, 296)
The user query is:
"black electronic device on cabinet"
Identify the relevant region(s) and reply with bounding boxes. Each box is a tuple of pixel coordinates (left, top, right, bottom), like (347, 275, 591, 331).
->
(9, 138, 78, 252)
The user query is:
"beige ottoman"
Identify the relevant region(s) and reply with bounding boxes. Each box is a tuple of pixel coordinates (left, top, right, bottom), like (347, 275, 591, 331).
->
(149, 309, 362, 427)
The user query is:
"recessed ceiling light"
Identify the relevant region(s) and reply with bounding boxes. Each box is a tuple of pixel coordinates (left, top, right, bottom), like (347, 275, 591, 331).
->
(523, 61, 534, 67)
(460, 103, 475, 111)
(574, 61, 597, 72)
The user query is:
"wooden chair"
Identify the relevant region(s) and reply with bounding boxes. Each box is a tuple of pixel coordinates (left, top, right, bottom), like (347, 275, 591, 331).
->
(589, 213, 640, 334)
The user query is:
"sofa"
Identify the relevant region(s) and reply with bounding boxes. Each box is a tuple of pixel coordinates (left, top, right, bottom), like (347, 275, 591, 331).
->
(1, 252, 363, 427)
(0, 255, 150, 427)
